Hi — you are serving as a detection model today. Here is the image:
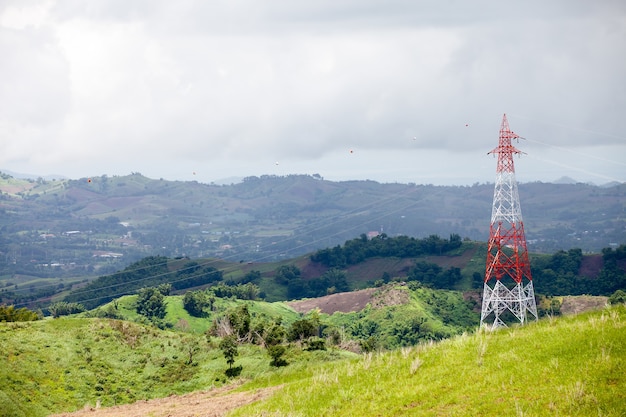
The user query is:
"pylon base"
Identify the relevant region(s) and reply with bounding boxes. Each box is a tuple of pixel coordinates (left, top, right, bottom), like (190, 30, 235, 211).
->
(480, 280, 538, 329)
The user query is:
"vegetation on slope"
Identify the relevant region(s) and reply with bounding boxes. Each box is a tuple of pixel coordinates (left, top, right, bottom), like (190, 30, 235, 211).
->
(35, 238, 622, 313)
(0, 315, 355, 417)
(3, 226, 625, 310)
(233, 305, 626, 416)
(0, 280, 480, 416)
(1, 284, 623, 416)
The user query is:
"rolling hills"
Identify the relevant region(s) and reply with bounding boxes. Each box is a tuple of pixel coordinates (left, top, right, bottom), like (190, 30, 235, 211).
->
(2, 172, 624, 308)
(1, 172, 624, 270)
(2, 280, 478, 416)
(2, 299, 624, 416)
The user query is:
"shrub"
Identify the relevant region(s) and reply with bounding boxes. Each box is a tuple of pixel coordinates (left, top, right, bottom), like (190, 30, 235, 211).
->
(47, 302, 85, 318)
(609, 289, 626, 305)
(305, 338, 326, 351)
(0, 305, 42, 322)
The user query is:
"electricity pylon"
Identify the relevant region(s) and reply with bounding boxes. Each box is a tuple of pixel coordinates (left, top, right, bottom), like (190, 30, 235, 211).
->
(480, 114, 538, 329)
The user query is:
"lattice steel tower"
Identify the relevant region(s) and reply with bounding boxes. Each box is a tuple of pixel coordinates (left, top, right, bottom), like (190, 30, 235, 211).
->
(481, 114, 538, 329)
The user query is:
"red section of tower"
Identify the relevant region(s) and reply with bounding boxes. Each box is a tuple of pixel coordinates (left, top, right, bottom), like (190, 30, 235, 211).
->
(490, 115, 521, 174)
(481, 114, 537, 328)
(485, 114, 531, 285)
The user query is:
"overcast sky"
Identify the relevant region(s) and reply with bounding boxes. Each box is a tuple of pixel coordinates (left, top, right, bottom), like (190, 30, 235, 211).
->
(1, 0, 625, 186)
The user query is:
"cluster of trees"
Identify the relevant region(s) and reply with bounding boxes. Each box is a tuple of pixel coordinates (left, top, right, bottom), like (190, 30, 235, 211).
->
(340, 284, 477, 350)
(0, 304, 42, 322)
(209, 303, 325, 375)
(64, 257, 224, 310)
(310, 233, 463, 268)
(274, 265, 349, 300)
(0, 282, 63, 307)
(407, 261, 463, 290)
(47, 301, 85, 318)
(211, 282, 260, 300)
(533, 246, 626, 296)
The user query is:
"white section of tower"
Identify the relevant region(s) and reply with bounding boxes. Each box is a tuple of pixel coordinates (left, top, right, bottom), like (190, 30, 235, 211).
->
(481, 281, 538, 329)
(491, 171, 523, 224)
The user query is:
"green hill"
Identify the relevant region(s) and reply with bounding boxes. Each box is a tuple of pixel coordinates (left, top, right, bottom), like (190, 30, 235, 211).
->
(2, 304, 623, 416)
(0, 313, 354, 417)
(0, 280, 479, 416)
(232, 305, 626, 416)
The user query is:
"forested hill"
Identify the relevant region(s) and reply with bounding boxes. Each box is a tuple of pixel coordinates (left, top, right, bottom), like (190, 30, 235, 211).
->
(54, 235, 626, 312)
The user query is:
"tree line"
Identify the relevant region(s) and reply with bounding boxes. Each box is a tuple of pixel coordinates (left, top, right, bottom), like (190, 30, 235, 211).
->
(63, 256, 223, 310)
(532, 246, 626, 296)
(310, 233, 463, 268)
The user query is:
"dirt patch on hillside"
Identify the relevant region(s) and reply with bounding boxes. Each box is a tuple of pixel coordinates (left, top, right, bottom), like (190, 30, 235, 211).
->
(287, 285, 411, 315)
(423, 246, 479, 269)
(560, 295, 608, 315)
(49, 384, 280, 417)
(370, 286, 410, 309)
(288, 288, 378, 314)
(297, 259, 329, 279)
(579, 255, 603, 278)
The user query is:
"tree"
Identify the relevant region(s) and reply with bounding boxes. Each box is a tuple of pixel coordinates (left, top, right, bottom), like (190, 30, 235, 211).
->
(227, 304, 251, 341)
(183, 291, 211, 317)
(288, 318, 318, 342)
(274, 265, 301, 285)
(219, 335, 240, 376)
(264, 321, 286, 346)
(242, 270, 261, 283)
(219, 335, 238, 368)
(268, 345, 287, 367)
(184, 336, 200, 365)
(136, 287, 167, 319)
(156, 283, 171, 296)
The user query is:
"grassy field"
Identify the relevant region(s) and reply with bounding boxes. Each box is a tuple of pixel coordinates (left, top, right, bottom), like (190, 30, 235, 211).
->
(88, 294, 303, 334)
(0, 315, 355, 417)
(232, 305, 626, 416)
(1, 295, 623, 416)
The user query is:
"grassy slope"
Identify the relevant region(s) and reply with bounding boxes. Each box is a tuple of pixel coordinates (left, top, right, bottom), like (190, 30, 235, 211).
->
(0, 283, 476, 416)
(232, 305, 626, 417)
(0, 315, 354, 417)
(92, 293, 303, 333)
(1, 304, 623, 416)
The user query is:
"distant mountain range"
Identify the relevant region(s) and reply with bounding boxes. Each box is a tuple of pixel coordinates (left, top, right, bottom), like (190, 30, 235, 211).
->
(2, 168, 622, 187)
(0, 172, 624, 275)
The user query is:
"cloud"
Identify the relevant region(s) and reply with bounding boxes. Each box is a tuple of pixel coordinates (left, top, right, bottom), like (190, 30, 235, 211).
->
(0, 0, 624, 184)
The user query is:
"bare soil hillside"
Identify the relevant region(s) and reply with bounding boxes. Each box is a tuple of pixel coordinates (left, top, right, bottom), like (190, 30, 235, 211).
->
(288, 288, 378, 314)
(50, 384, 280, 417)
(287, 285, 410, 315)
(560, 295, 608, 315)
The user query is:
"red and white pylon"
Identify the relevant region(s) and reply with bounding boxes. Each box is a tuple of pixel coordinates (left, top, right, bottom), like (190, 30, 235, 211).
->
(481, 114, 538, 329)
